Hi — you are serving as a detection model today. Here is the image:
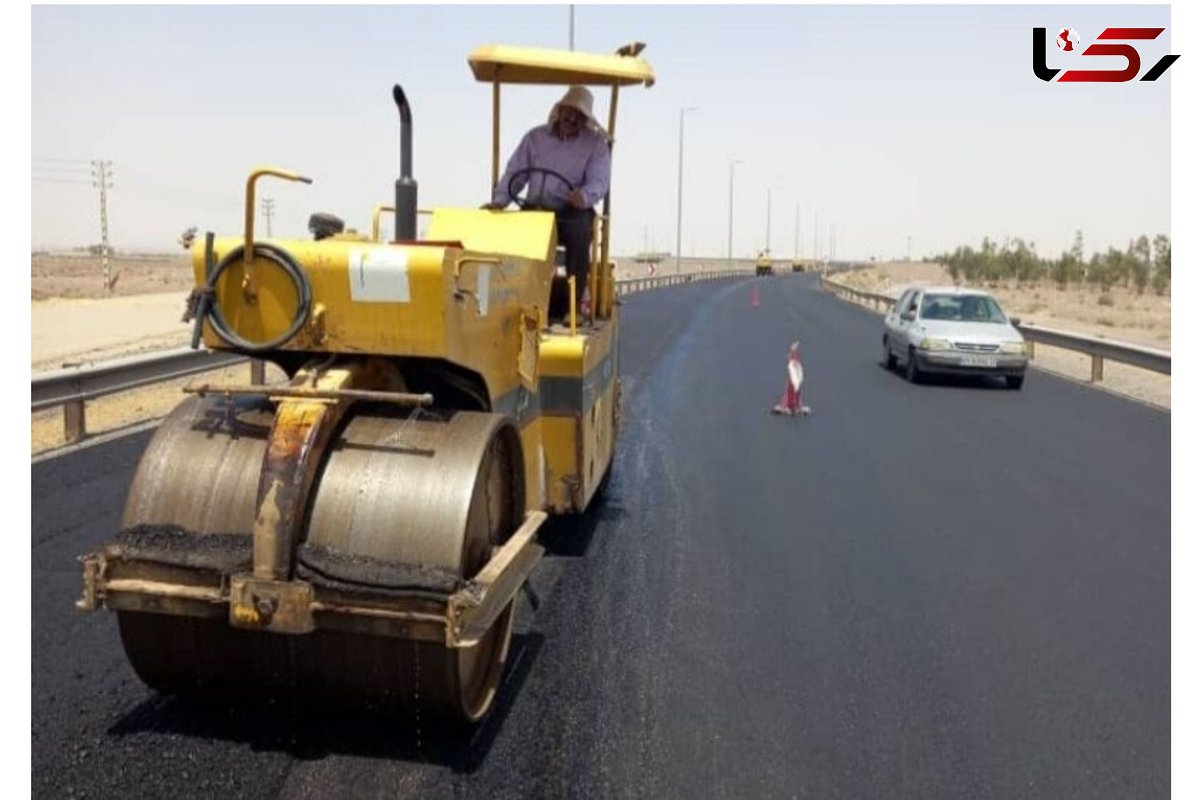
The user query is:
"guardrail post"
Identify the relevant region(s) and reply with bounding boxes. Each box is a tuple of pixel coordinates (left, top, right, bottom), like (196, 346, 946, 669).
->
(64, 400, 86, 444)
(250, 359, 266, 385)
(1091, 355, 1104, 383)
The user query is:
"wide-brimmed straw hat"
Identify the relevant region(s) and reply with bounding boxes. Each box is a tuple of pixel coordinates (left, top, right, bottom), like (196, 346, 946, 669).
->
(548, 85, 603, 132)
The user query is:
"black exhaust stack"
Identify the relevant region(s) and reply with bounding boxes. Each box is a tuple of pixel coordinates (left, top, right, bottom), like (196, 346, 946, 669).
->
(392, 84, 418, 241)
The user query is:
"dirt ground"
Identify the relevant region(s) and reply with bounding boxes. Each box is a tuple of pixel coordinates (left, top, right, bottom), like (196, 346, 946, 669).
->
(31, 253, 1170, 455)
(32, 252, 194, 300)
(32, 252, 214, 454)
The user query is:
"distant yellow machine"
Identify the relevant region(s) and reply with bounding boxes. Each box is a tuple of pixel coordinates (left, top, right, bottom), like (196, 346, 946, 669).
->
(756, 250, 775, 276)
(77, 43, 655, 723)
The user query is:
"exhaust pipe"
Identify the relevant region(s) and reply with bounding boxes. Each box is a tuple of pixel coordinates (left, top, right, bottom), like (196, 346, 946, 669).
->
(392, 84, 418, 241)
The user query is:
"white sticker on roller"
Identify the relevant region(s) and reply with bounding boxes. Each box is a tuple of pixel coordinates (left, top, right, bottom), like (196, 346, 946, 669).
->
(476, 265, 490, 316)
(348, 248, 410, 302)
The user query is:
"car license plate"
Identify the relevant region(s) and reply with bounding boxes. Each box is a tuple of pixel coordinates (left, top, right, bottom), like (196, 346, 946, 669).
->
(962, 355, 997, 368)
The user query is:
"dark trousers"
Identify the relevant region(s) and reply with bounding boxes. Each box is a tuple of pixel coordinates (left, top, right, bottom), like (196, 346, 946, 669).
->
(556, 208, 595, 304)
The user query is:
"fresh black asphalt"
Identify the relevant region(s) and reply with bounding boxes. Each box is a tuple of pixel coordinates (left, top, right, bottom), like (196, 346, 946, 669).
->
(32, 273, 1170, 798)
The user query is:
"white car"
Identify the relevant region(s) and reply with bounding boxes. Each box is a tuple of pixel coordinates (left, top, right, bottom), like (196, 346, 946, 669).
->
(882, 286, 1029, 389)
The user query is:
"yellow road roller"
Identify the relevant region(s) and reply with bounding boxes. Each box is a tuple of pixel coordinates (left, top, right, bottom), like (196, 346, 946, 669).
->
(76, 43, 655, 723)
(756, 250, 774, 276)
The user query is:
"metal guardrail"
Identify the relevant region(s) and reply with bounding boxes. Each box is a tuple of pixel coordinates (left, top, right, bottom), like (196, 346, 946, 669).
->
(614, 268, 746, 295)
(1016, 323, 1170, 379)
(32, 348, 259, 444)
(821, 275, 1171, 381)
(31, 268, 753, 447)
(820, 278, 896, 312)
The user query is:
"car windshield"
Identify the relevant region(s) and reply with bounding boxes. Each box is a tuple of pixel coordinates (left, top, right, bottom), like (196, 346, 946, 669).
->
(919, 293, 1007, 323)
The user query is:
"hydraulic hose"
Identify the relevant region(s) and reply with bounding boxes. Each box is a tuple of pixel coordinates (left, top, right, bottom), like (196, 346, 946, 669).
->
(187, 242, 313, 354)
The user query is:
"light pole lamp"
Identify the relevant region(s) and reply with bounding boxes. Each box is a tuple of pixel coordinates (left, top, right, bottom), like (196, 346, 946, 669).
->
(727, 159, 743, 266)
(675, 106, 697, 275)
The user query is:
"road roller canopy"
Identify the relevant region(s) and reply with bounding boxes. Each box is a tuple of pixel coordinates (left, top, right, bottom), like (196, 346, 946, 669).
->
(475, 42, 655, 286)
(468, 43, 655, 87)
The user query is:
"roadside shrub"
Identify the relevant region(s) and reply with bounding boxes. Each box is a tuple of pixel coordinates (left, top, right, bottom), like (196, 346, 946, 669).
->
(1097, 293, 1114, 307)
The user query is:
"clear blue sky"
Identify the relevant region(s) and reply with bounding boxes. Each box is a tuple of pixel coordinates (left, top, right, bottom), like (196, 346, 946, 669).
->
(31, 4, 1173, 261)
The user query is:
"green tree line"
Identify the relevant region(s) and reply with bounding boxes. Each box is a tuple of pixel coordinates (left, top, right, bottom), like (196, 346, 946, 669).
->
(932, 233, 1171, 296)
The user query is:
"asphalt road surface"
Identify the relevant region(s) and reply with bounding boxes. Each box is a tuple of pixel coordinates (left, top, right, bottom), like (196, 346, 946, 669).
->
(32, 274, 1169, 799)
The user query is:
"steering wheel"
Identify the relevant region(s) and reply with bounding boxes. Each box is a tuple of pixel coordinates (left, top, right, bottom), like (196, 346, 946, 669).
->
(507, 166, 575, 211)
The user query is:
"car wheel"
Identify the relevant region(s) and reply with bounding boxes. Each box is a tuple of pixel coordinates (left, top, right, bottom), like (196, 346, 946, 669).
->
(1006, 374, 1024, 390)
(905, 348, 923, 384)
(883, 337, 897, 370)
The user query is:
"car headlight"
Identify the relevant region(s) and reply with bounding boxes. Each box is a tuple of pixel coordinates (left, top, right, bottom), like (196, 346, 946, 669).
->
(918, 337, 953, 351)
(999, 341, 1027, 355)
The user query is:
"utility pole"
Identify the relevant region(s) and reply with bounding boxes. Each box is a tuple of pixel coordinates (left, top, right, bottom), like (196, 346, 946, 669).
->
(727, 159, 742, 268)
(794, 203, 800, 261)
(675, 106, 696, 275)
(813, 211, 819, 265)
(765, 187, 774, 255)
(907, 235, 913, 262)
(33, 158, 118, 289)
(91, 160, 114, 292)
(262, 197, 276, 238)
(569, 5, 575, 50)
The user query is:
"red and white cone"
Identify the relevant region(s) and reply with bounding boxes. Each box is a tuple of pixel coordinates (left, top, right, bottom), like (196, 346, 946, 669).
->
(772, 341, 811, 416)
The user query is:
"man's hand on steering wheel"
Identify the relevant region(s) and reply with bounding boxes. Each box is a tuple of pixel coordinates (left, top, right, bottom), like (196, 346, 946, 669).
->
(507, 166, 577, 211)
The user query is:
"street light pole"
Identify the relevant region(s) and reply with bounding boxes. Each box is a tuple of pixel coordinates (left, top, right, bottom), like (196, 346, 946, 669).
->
(765, 187, 774, 255)
(675, 106, 696, 275)
(727, 159, 742, 267)
(794, 203, 800, 262)
(813, 211, 819, 265)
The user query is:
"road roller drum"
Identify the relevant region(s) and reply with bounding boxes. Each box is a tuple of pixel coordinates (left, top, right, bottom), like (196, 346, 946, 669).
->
(110, 393, 524, 720)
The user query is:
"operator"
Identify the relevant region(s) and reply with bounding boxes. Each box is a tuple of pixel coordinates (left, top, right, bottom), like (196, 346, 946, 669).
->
(482, 85, 611, 310)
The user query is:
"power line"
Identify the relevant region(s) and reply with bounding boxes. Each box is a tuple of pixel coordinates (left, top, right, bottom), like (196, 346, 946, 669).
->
(32, 157, 92, 165)
(33, 158, 93, 185)
(32, 164, 93, 174)
(33, 157, 118, 291)
(32, 177, 93, 185)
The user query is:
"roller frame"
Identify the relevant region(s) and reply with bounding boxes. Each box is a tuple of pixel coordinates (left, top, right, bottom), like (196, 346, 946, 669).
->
(77, 510, 545, 648)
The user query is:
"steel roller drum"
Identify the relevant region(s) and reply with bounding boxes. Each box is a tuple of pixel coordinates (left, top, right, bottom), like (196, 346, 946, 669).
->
(116, 394, 525, 721)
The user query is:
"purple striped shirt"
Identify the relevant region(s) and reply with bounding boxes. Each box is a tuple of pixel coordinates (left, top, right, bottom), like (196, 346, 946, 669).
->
(491, 124, 611, 210)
